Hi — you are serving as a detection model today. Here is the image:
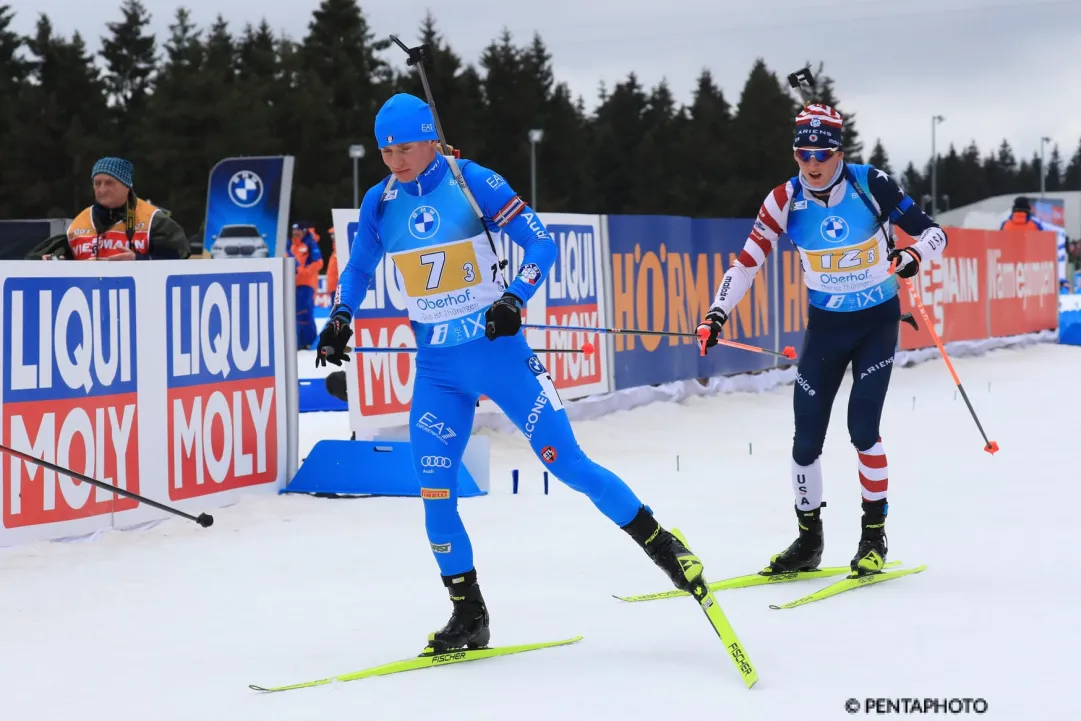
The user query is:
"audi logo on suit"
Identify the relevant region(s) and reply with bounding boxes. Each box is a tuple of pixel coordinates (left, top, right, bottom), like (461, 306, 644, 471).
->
(421, 456, 452, 468)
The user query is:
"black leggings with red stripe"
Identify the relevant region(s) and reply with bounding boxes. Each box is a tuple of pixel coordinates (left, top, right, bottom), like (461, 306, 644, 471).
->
(791, 295, 901, 465)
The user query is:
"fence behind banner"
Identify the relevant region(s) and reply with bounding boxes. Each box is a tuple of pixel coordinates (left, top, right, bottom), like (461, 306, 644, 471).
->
(0, 259, 299, 546)
(330, 209, 1059, 438)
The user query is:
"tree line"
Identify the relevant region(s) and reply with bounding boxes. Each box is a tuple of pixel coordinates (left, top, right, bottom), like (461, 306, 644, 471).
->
(2, 0, 1078, 258)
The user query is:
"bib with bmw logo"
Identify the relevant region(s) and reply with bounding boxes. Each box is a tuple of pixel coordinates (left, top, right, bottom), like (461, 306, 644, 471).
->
(785, 164, 898, 312)
(378, 171, 505, 347)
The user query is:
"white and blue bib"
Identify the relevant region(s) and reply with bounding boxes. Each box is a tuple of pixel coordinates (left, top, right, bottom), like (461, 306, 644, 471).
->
(786, 164, 898, 312)
(377, 174, 505, 347)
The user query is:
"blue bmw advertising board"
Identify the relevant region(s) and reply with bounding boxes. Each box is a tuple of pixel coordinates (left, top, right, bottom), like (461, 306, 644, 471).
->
(202, 156, 294, 258)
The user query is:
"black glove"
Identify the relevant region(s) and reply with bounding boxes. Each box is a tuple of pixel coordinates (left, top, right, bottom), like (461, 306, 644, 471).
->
(696, 307, 728, 354)
(316, 310, 353, 368)
(485, 293, 523, 340)
(887, 247, 921, 279)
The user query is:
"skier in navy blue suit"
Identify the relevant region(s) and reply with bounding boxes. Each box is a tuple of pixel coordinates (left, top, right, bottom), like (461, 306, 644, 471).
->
(315, 93, 711, 653)
(698, 104, 948, 576)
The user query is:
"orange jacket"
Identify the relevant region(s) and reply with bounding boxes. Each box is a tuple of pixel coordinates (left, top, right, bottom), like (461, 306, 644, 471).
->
(290, 234, 322, 289)
(999, 212, 1043, 232)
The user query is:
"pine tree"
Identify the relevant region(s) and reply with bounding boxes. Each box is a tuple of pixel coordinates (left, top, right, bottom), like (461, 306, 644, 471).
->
(1043, 145, 1063, 192)
(1064, 138, 1081, 191)
(867, 139, 892, 175)
(4, 16, 109, 217)
(477, 29, 543, 191)
(958, 141, 989, 206)
(100, 0, 157, 136)
(724, 59, 799, 217)
(901, 162, 925, 203)
(395, 13, 484, 159)
(1016, 153, 1041, 193)
(992, 139, 1018, 195)
(0, 5, 31, 212)
(537, 82, 592, 212)
(590, 72, 649, 213)
(295, 0, 390, 232)
(680, 69, 732, 216)
(138, 8, 212, 231)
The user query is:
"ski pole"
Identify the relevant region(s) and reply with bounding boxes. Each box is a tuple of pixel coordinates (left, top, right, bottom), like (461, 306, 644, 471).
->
(346, 346, 595, 355)
(521, 323, 796, 360)
(0, 442, 215, 527)
(893, 268, 999, 454)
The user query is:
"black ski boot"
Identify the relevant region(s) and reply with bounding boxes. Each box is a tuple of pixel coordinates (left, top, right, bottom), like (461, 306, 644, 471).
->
(622, 506, 704, 592)
(766, 504, 825, 574)
(851, 499, 888, 575)
(426, 569, 490, 654)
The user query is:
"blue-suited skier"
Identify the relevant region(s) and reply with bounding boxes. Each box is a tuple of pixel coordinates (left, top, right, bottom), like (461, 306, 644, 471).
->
(316, 94, 707, 652)
(698, 104, 948, 576)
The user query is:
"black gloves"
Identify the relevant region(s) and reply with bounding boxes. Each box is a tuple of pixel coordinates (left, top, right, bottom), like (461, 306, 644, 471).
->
(485, 293, 523, 340)
(315, 310, 353, 367)
(887, 247, 921, 279)
(695, 307, 728, 354)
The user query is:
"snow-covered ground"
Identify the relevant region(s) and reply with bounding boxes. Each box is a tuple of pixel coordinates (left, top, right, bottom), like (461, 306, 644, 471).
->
(2, 342, 1078, 720)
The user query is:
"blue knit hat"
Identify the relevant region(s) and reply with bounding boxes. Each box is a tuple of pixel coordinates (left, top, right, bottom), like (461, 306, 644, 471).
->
(92, 157, 134, 187)
(793, 104, 844, 150)
(375, 94, 438, 149)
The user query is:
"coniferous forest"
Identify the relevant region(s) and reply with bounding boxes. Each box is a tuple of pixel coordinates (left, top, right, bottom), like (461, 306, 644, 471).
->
(2, 0, 1079, 255)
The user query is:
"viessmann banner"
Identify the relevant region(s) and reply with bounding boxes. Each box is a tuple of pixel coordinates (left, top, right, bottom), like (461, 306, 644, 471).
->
(0, 259, 296, 546)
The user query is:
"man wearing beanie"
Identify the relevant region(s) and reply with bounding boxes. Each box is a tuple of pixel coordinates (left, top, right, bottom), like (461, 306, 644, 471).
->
(315, 93, 714, 654)
(698, 103, 949, 579)
(30, 157, 189, 260)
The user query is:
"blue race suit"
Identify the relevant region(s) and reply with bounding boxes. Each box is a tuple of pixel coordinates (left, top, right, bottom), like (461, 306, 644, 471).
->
(333, 153, 645, 576)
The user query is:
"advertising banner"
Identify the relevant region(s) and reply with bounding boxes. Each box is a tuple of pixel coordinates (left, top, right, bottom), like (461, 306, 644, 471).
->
(0, 259, 294, 546)
(897, 228, 1058, 349)
(330, 208, 613, 437)
(606, 215, 807, 390)
(203, 156, 295, 258)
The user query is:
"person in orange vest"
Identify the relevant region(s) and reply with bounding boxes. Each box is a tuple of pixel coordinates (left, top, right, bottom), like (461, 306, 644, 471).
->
(30, 157, 189, 260)
(325, 226, 340, 296)
(288, 223, 323, 349)
(999, 197, 1049, 233)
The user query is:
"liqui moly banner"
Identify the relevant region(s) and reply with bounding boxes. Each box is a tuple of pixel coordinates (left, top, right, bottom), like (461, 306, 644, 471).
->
(330, 208, 613, 437)
(0, 259, 296, 546)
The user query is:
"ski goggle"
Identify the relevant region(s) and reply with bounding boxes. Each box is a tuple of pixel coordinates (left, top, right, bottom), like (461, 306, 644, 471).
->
(794, 148, 838, 163)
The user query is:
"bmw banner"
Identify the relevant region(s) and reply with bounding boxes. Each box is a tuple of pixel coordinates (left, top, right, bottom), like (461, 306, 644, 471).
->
(202, 156, 295, 258)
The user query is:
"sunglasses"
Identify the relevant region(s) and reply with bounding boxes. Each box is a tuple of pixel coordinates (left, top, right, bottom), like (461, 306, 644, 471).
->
(795, 148, 838, 163)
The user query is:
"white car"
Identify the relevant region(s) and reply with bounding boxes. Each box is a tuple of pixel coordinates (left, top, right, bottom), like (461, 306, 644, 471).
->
(210, 224, 270, 258)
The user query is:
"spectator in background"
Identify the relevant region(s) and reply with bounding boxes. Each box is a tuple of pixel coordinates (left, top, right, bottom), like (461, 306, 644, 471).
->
(289, 222, 323, 349)
(325, 227, 339, 296)
(999, 196, 1049, 233)
(29, 157, 189, 260)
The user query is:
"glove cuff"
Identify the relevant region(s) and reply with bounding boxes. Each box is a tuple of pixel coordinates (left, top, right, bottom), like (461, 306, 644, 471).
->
(706, 307, 728, 323)
(501, 292, 523, 309)
(330, 306, 352, 323)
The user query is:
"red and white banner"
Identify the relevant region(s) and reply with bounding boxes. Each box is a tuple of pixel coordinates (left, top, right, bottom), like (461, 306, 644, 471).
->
(898, 227, 1058, 350)
(0, 259, 295, 546)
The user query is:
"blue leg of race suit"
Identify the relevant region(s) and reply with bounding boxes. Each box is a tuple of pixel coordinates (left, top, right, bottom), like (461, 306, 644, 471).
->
(296, 285, 317, 348)
(409, 359, 479, 577)
(479, 335, 644, 527)
(792, 297, 901, 464)
(846, 297, 900, 452)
